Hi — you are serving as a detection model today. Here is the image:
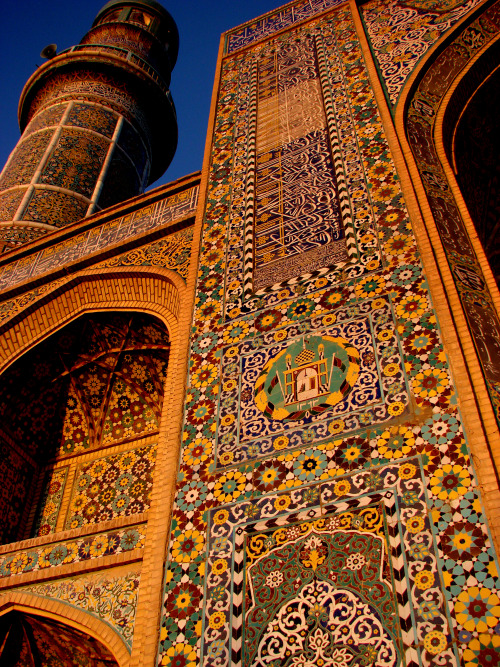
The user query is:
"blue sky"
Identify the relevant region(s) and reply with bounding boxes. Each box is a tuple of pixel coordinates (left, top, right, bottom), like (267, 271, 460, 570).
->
(0, 1, 284, 188)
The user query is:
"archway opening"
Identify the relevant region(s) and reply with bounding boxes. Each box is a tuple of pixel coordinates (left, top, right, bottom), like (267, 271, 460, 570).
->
(0, 310, 169, 545)
(0, 610, 118, 666)
(452, 66, 500, 285)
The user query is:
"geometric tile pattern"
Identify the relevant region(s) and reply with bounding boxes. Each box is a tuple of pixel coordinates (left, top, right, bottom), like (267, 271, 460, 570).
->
(21, 566, 141, 647)
(66, 445, 157, 529)
(0, 524, 146, 579)
(159, 3, 500, 666)
(0, 311, 167, 540)
(32, 467, 69, 537)
(0, 312, 168, 461)
(361, 0, 484, 106)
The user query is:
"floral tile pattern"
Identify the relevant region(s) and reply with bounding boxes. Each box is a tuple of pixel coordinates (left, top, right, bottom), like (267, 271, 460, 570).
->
(158, 2, 500, 666)
(20, 566, 141, 647)
(361, 0, 484, 106)
(33, 467, 69, 537)
(0, 524, 146, 579)
(241, 507, 401, 666)
(66, 445, 157, 529)
(214, 300, 408, 467)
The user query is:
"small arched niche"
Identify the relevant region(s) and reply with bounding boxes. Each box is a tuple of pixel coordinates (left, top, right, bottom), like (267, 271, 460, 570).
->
(0, 310, 170, 545)
(0, 610, 118, 665)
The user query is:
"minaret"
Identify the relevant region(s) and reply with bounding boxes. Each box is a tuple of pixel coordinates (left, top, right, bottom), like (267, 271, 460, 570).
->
(0, 0, 178, 253)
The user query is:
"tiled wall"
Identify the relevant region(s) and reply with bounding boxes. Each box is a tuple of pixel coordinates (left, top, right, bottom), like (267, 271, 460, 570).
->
(158, 3, 500, 667)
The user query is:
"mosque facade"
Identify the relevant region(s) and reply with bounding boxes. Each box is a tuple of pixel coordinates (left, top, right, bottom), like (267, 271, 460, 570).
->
(0, 0, 499, 665)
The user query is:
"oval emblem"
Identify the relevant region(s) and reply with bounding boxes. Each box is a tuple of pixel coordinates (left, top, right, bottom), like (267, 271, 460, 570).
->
(254, 335, 360, 421)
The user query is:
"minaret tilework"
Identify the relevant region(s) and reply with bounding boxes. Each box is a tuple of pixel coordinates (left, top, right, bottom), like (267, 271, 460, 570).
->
(0, 0, 178, 254)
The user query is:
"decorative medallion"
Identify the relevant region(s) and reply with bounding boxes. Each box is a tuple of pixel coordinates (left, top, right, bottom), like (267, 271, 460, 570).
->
(254, 335, 360, 421)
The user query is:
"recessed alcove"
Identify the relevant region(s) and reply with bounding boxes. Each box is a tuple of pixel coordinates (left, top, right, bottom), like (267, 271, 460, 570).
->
(0, 310, 169, 545)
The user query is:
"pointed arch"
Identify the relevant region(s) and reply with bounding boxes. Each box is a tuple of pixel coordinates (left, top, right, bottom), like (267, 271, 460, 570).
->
(0, 591, 130, 665)
(392, 0, 500, 511)
(0, 267, 185, 373)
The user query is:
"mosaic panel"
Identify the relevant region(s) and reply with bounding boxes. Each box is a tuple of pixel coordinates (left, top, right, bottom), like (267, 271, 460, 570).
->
(213, 297, 408, 467)
(0, 131, 51, 190)
(225, 0, 345, 53)
(0, 523, 146, 578)
(24, 188, 88, 227)
(242, 508, 401, 666)
(361, 0, 485, 106)
(66, 102, 118, 138)
(253, 36, 346, 289)
(66, 445, 157, 529)
(159, 3, 500, 667)
(21, 566, 141, 647)
(24, 103, 66, 134)
(193, 458, 482, 667)
(405, 1, 500, 426)
(33, 467, 69, 537)
(40, 128, 109, 198)
(0, 191, 25, 222)
(0, 184, 198, 291)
